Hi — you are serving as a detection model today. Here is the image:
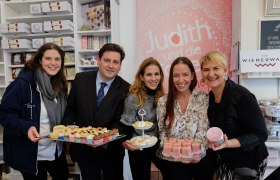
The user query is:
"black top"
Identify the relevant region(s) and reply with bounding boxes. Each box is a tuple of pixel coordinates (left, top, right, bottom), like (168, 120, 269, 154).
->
(208, 80, 268, 169)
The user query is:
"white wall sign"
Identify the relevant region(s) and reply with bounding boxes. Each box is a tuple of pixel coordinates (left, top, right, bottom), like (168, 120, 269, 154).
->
(240, 49, 280, 73)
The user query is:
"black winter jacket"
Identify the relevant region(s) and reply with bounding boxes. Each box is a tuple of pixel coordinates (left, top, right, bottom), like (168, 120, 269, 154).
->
(208, 80, 268, 169)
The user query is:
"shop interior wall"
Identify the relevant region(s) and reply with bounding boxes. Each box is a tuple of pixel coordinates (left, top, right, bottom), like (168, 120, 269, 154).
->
(238, 0, 279, 100)
(119, 0, 280, 100)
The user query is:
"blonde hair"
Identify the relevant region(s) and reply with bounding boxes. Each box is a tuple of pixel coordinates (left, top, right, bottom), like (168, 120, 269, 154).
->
(129, 57, 165, 108)
(199, 51, 228, 69)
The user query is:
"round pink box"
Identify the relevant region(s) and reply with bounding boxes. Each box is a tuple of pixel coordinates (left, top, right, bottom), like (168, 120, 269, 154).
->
(206, 127, 224, 146)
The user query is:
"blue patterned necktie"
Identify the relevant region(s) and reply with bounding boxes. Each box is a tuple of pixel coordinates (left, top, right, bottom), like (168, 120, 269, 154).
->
(97, 82, 107, 106)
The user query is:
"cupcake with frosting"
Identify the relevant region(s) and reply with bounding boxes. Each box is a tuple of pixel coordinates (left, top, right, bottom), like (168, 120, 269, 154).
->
(111, 128, 119, 139)
(75, 133, 82, 143)
(86, 134, 94, 144)
(69, 132, 76, 142)
(93, 135, 103, 145)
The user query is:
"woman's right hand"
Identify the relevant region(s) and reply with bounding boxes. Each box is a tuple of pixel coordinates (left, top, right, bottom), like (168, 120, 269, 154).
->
(122, 140, 140, 151)
(27, 126, 40, 142)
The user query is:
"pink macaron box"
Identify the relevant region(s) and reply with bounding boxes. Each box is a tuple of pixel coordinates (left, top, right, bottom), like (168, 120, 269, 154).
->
(206, 127, 224, 146)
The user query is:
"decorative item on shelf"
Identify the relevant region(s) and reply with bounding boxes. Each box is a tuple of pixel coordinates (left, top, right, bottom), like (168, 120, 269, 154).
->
(30, 4, 43, 15)
(79, 24, 94, 31)
(80, 56, 97, 66)
(41, 1, 72, 14)
(81, 35, 111, 50)
(0, 23, 30, 34)
(12, 68, 22, 80)
(65, 67, 76, 79)
(64, 52, 75, 64)
(32, 38, 44, 49)
(265, 0, 280, 16)
(81, 0, 110, 30)
(31, 23, 43, 33)
(45, 36, 74, 48)
(22, 52, 35, 63)
(11, 52, 35, 65)
(1, 39, 32, 49)
(43, 20, 73, 32)
(11, 53, 22, 65)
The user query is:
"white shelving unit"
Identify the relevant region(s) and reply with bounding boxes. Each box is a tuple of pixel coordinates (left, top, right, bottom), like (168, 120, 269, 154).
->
(0, 0, 119, 99)
(0, 0, 74, 97)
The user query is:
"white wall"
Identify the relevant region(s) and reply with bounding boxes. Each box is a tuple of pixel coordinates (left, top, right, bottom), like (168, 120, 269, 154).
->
(238, 0, 280, 99)
(117, 0, 137, 84)
(116, 2, 135, 179)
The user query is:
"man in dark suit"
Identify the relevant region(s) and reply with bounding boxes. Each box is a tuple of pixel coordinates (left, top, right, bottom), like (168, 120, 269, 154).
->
(63, 43, 130, 180)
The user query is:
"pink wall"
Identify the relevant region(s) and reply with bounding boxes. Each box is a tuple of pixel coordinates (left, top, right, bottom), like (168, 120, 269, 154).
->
(136, 0, 232, 91)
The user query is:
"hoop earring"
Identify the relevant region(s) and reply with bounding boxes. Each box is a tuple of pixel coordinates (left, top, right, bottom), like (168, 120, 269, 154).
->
(200, 78, 205, 83)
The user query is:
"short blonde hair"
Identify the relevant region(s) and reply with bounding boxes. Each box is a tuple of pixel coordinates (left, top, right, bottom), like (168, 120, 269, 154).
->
(199, 51, 228, 69)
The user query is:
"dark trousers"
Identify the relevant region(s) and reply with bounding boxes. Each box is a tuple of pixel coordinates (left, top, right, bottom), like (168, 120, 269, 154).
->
(159, 149, 217, 180)
(128, 142, 162, 180)
(20, 151, 69, 180)
(76, 145, 124, 180)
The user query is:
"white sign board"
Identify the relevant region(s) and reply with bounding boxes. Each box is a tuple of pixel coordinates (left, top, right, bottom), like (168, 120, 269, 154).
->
(240, 49, 280, 73)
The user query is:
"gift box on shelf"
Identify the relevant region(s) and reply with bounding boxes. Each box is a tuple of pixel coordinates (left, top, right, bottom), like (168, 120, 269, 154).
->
(43, 20, 73, 32)
(11, 53, 23, 65)
(0, 23, 30, 34)
(31, 23, 43, 33)
(32, 38, 44, 49)
(65, 52, 75, 64)
(11, 52, 34, 65)
(1, 39, 32, 49)
(65, 67, 76, 79)
(41, 1, 72, 14)
(30, 4, 43, 15)
(81, 0, 110, 30)
(12, 68, 23, 80)
(45, 36, 74, 48)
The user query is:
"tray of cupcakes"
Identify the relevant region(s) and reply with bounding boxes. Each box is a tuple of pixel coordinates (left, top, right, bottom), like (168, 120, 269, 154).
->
(50, 125, 126, 147)
(156, 138, 206, 163)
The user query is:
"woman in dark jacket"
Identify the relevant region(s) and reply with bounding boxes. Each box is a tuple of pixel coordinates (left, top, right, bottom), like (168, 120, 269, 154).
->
(200, 51, 268, 180)
(0, 43, 69, 180)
